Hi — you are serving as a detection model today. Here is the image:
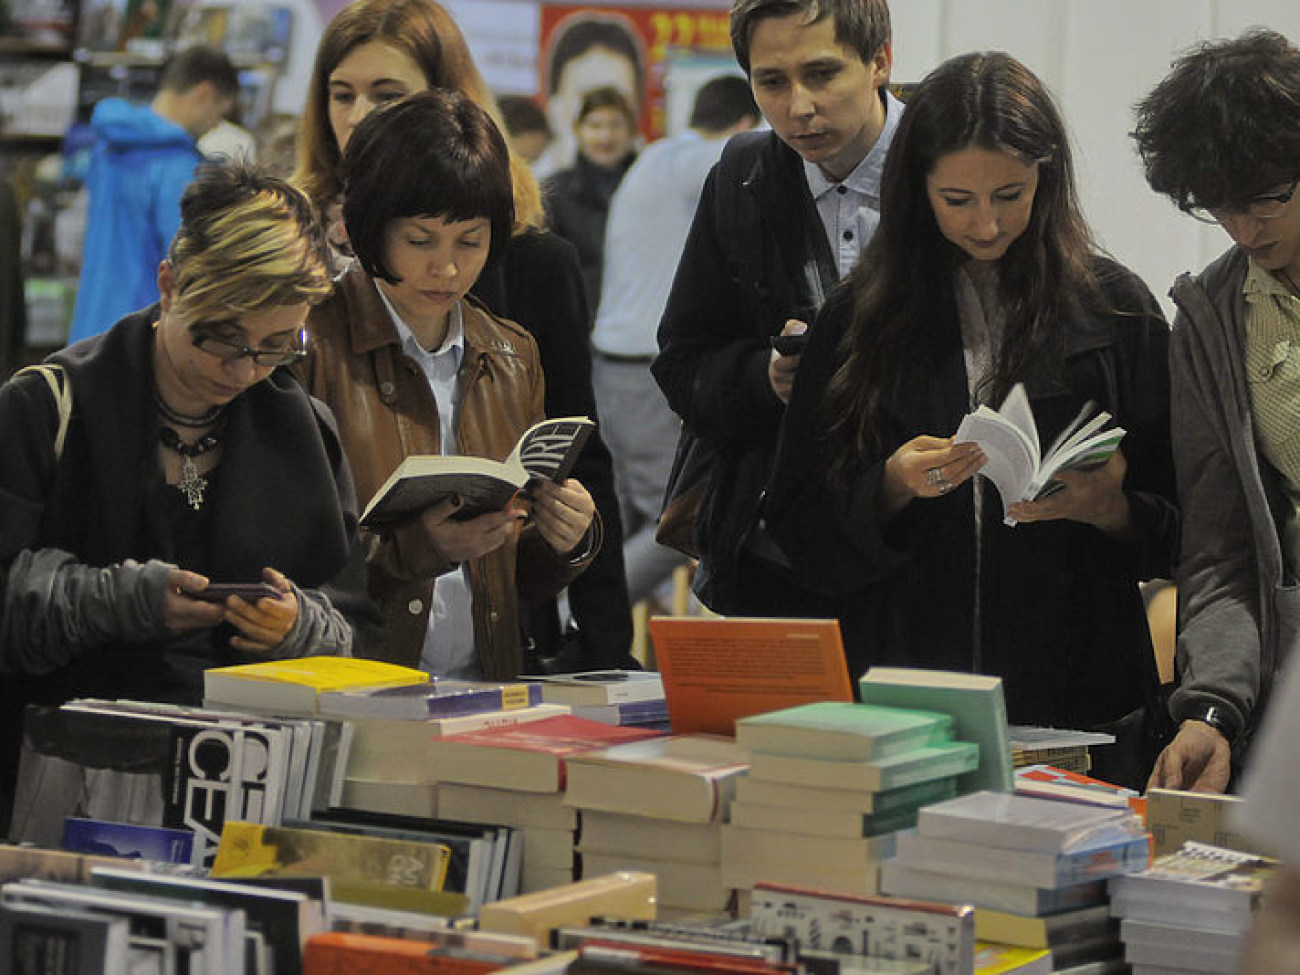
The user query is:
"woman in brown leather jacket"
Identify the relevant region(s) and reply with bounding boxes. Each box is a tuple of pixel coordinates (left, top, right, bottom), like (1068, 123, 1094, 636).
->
(298, 90, 599, 679)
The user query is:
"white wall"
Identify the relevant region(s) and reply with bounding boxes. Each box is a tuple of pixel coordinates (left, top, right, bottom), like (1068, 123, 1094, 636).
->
(274, 0, 1300, 311)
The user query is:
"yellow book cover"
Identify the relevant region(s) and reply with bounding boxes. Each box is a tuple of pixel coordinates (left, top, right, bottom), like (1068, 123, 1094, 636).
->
(973, 942, 1052, 974)
(203, 656, 429, 714)
(212, 821, 459, 915)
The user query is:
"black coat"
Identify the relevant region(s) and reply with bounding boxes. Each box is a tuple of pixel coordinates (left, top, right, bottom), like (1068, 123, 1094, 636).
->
(472, 229, 635, 669)
(652, 129, 839, 617)
(543, 152, 635, 321)
(765, 261, 1178, 755)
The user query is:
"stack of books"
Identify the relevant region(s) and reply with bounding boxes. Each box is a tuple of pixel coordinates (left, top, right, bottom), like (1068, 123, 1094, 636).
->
(8, 698, 351, 869)
(324, 679, 572, 813)
(1008, 727, 1116, 776)
(424, 716, 663, 892)
(564, 734, 750, 916)
(880, 791, 1150, 972)
(523, 670, 669, 730)
(1109, 840, 1278, 974)
(722, 702, 979, 895)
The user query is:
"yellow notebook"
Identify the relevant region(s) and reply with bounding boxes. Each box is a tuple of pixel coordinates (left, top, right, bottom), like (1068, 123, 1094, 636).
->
(203, 656, 429, 714)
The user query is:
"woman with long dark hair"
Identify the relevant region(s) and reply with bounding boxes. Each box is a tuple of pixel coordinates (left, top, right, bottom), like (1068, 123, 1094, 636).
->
(765, 52, 1178, 787)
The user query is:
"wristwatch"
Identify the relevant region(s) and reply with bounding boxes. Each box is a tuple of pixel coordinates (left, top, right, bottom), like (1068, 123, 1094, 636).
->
(1187, 703, 1242, 743)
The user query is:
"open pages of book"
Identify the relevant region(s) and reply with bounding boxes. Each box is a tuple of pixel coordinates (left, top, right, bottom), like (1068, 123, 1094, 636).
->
(954, 383, 1125, 525)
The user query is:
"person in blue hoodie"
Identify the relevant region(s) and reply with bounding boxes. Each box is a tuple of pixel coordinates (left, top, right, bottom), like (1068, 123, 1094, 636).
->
(68, 46, 239, 345)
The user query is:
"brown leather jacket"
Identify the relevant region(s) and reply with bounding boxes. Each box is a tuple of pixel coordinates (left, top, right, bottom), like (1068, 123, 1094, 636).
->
(299, 265, 597, 678)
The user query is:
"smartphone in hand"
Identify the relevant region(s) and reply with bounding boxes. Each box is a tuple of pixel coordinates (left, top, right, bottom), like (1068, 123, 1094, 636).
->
(770, 332, 809, 356)
(192, 582, 281, 603)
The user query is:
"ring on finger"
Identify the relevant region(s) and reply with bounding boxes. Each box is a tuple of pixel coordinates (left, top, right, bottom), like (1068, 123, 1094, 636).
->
(924, 467, 944, 487)
(937, 479, 953, 495)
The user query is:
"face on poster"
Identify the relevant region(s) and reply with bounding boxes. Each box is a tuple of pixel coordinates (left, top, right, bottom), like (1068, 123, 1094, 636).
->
(540, 5, 733, 167)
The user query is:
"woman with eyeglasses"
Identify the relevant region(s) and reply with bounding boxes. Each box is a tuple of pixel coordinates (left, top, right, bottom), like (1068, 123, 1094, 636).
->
(762, 52, 1179, 789)
(0, 162, 375, 828)
(1134, 29, 1300, 795)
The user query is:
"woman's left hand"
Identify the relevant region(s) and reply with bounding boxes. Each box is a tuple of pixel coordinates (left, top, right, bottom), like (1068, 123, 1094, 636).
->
(530, 478, 596, 556)
(1007, 447, 1134, 537)
(226, 567, 299, 654)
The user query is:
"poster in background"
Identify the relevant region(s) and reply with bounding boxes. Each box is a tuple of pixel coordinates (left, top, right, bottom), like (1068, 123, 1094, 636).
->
(538, 4, 734, 170)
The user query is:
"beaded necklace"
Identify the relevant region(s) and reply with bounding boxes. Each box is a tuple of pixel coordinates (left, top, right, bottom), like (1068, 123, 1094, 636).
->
(159, 424, 223, 510)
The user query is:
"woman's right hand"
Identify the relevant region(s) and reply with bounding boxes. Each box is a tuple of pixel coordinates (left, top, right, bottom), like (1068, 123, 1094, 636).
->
(162, 566, 227, 632)
(418, 496, 527, 564)
(879, 435, 985, 519)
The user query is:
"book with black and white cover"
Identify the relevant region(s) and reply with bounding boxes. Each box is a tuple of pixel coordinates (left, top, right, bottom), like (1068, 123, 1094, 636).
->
(1107, 840, 1277, 916)
(954, 383, 1125, 524)
(520, 670, 665, 707)
(88, 865, 326, 975)
(360, 416, 595, 527)
(9, 703, 292, 869)
(0, 901, 132, 975)
(916, 791, 1145, 854)
(1, 878, 244, 975)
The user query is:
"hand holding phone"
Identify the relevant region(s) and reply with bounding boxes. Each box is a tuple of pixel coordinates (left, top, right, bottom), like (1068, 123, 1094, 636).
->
(770, 332, 808, 356)
(192, 582, 281, 603)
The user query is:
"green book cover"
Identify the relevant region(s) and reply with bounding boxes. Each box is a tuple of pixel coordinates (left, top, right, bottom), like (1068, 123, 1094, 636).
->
(859, 667, 1014, 793)
(736, 701, 952, 761)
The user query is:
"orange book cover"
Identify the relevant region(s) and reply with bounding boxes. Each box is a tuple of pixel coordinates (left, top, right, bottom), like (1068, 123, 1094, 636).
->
(304, 932, 513, 975)
(648, 617, 853, 736)
(426, 716, 664, 792)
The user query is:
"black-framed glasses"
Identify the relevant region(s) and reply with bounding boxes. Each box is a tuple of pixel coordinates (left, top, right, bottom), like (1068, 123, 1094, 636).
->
(1185, 178, 1299, 225)
(190, 326, 308, 367)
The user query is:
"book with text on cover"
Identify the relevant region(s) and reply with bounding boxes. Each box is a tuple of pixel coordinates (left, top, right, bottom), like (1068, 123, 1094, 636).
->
(954, 383, 1125, 524)
(649, 617, 853, 736)
(361, 416, 595, 527)
(318, 679, 542, 721)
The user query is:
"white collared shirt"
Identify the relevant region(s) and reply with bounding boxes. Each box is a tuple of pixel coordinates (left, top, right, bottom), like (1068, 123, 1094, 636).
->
(377, 289, 480, 678)
(803, 90, 904, 279)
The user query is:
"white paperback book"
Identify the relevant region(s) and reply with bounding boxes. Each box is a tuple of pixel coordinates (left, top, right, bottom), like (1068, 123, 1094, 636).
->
(954, 383, 1125, 524)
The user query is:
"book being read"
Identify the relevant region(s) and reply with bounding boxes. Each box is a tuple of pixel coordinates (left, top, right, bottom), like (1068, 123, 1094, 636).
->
(360, 416, 595, 528)
(954, 383, 1125, 525)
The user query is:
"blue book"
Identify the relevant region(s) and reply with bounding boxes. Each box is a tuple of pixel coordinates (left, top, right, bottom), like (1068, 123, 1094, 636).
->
(317, 680, 542, 720)
(61, 817, 194, 864)
(571, 699, 671, 726)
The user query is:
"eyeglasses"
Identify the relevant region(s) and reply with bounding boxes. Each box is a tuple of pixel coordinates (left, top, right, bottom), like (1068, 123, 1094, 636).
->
(1185, 178, 1299, 225)
(190, 327, 308, 367)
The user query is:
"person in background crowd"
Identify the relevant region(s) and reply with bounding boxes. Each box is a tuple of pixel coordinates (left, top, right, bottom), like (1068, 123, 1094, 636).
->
(499, 94, 554, 166)
(653, 0, 902, 620)
(294, 0, 636, 672)
(0, 162, 374, 834)
(592, 75, 760, 607)
(763, 51, 1177, 789)
(1133, 29, 1300, 793)
(299, 90, 598, 679)
(543, 85, 638, 321)
(539, 13, 645, 177)
(68, 45, 239, 345)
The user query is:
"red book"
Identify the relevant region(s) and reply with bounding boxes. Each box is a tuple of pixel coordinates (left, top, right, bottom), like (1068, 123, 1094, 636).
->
(425, 716, 664, 792)
(304, 932, 514, 975)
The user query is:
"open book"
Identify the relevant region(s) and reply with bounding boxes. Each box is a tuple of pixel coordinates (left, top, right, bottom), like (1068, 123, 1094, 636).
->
(360, 416, 595, 528)
(954, 384, 1124, 525)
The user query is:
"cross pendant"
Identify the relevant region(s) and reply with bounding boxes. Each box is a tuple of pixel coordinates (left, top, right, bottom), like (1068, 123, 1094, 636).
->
(178, 455, 207, 510)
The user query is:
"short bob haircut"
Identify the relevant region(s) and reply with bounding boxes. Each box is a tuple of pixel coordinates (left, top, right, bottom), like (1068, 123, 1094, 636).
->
(730, 0, 891, 78)
(341, 89, 514, 283)
(1133, 29, 1300, 212)
(168, 161, 332, 326)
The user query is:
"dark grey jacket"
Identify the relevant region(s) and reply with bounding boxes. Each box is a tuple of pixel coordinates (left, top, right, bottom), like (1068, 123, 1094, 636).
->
(1168, 246, 1299, 750)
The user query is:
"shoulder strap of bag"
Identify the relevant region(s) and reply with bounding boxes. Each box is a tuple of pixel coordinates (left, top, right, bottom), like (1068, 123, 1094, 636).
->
(14, 363, 72, 461)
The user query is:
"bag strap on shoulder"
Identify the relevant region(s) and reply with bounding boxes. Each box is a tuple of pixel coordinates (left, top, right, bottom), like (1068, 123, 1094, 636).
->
(14, 363, 72, 461)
